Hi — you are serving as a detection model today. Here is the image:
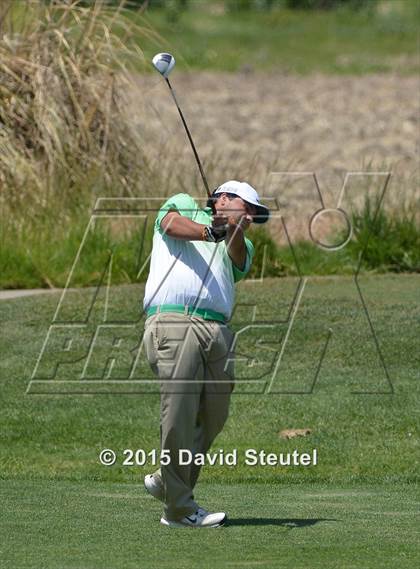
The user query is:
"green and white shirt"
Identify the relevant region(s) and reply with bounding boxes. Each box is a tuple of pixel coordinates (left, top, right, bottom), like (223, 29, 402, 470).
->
(143, 193, 254, 320)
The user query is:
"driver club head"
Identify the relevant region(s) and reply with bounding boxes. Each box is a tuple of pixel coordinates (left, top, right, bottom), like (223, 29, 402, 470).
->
(152, 52, 175, 78)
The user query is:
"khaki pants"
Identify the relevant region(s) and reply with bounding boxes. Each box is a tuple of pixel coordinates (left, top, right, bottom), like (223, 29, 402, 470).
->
(143, 312, 235, 520)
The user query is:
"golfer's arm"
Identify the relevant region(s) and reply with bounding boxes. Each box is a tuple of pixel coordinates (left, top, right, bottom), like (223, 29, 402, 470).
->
(160, 211, 204, 240)
(226, 227, 247, 271)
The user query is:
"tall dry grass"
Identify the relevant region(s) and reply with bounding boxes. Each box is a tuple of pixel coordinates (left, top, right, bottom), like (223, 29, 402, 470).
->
(0, 0, 159, 225)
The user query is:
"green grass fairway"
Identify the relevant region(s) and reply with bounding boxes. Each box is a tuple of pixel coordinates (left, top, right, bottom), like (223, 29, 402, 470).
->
(1, 481, 419, 569)
(136, 2, 420, 75)
(1, 275, 419, 567)
(8, 1, 420, 75)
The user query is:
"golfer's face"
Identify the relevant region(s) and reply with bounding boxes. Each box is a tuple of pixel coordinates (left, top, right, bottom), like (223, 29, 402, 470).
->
(218, 195, 256, 220)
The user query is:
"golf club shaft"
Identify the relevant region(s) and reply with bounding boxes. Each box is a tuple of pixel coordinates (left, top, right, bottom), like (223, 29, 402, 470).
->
(165, 78, 216, 215)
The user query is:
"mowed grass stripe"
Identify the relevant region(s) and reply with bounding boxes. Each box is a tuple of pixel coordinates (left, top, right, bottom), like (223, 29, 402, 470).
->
(1, 481, 419, 569)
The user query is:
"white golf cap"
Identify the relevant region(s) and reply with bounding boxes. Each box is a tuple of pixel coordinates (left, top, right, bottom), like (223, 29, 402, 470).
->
(213, 180, 270, 224)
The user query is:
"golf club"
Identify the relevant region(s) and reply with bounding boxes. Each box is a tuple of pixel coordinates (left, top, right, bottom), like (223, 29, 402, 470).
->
(152, 52, 216, 215)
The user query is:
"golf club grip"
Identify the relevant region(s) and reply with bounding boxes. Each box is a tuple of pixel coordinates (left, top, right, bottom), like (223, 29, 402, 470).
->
(165, 78, 216, 216)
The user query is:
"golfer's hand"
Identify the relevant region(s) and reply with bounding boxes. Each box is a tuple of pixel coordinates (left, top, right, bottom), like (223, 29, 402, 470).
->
(212, 213, 228, 229)
(211, 213, 229, 237)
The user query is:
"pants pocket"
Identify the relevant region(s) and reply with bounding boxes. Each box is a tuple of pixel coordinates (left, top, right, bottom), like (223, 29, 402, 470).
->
(143, 325, 158, 374)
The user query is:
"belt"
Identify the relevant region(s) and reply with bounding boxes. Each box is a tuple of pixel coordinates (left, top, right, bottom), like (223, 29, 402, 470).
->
(146, 304, 226, 323)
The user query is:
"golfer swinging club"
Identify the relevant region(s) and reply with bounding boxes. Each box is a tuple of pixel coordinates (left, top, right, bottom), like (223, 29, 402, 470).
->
(142, 181, 270, 527)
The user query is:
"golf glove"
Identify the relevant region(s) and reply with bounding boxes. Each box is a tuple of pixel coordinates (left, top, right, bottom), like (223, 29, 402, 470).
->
(202, 225, 226, 243)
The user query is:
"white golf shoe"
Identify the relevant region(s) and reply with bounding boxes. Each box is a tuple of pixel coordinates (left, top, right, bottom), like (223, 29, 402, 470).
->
(144, 474, 165, 502)
(160, 506, 227, 528)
